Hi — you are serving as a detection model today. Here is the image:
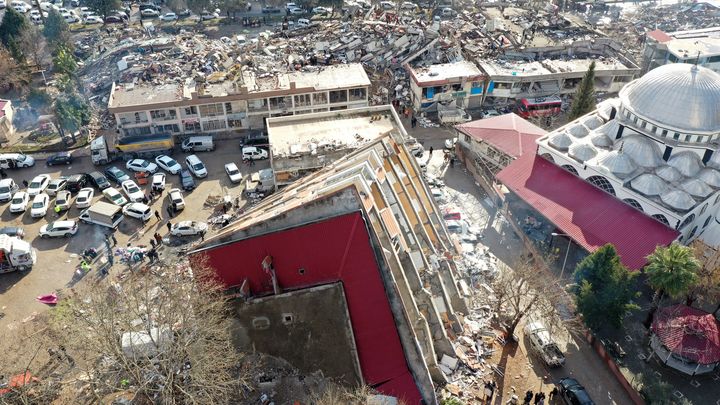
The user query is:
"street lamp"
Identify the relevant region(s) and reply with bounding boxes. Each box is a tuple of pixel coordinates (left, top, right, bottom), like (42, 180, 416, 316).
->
(551, 232, 572, 280)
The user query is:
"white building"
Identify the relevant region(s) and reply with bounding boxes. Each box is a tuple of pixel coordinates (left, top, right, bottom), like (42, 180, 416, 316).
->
(406, 61, 485, 111)
(0, 99, 14, 144)
(536, 63, 720, 244)
(643, 27, 720, 74)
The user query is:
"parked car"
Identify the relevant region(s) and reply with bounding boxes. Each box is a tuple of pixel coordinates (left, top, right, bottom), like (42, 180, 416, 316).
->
(159, 12, 178, 21)
(200, 10, 218, 19)
(55, 190, 72, 211)
(151, 173, 166, 192)
(558, 378, 594, 405)
(121, 180, 144, 203)
(430, 188, 446, 203)
(240, 133, 269, 148)
(185, 155, 208, 178)
(46, 178, 68, 196)
(88, 171, 111, 190)
(168, 188, 185, 210)
(30, 193, 50, 218)
(84, 15, 103, 24)
(122, 202, 152, 222)
(140, 8, 160, 17)
(66, 173, 89, 193)
(177, 8, 191, 17)
(126, 159, 158, 174)
(155, 155, 182, 174)
(170, 221, 208, 237)
(40, 220, 78, 238)
(241, 146, 268, 161)
(9, 191, 29, 213)
(104, 166, 130, 184)
(0, 178, 19, 202)
(0, 226, 25, 239)
(288, 7, 304, 14)
(28, 174, 51, 197)
(103, 187, 128, 206)
(224, 163, 242, 183)
(262, 6, 282, 13)
(179, 169, 195, 191)
(401, 1, 417, 10)
(105, 15, 123, 23)
(75, 187, 94, 209)
(46, 152, 73, 166)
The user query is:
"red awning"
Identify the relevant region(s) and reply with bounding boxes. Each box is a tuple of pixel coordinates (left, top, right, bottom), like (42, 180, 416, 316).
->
(496, 155, 679, 270)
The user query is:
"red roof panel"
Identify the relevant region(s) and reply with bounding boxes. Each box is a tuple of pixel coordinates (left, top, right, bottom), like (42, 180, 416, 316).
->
(647, 29, 673, 43)
(652, 304, 720, 365)
(455, 113, 546, 158)
(496, 154, 679, 270)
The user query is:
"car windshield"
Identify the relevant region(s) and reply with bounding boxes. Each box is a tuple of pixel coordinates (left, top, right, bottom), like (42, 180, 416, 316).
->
(172, 196, 182, 203)
(165, 158, 178, 166)
(0, 187, 9, 193)
(57, 198, 66, 204)
(228, 168, 239, 175)
(12, 197, 23, 203)
(78, 196, 87, 202)
(127, 185, 139, 193)
(17, 154, 27, 162)
(30, 181, 41, 188)
(32, 201, 43, 208)
(193, 163, 204, 170)
(139, 161, 149, 167)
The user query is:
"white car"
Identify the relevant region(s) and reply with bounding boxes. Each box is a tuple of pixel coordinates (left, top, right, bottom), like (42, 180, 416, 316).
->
(200, 10, 218, 19)
(75, 187, 94, 208)
(185, 155, 207, 178)
(241, 146, 268, 161)
(288, 7, 304, 14)
(224, 163, 242, 183)
(84, 15, 103, 24)
(121, 180, 144, 203)
(126, 159, 158, 174)
(168, 188, 185, 210)
(159, 12, 177, 21)
(103, 187, 128, 206)
(151, 173, 166, 191)
(30, 193, 50, 218)
(39, 2, 54, 11)
(28, 174, 51, 196)
(46, 178, 67, 196)
(14, 3, 30, 13)
(140, 8, 159, 17)
(55, 190, 72, 211)
(122, 202, 152, 222)
(170, 220, 208, 237)
(9, 191, 29, 213)
(431, 188, 446, 203)
(40, 220, 78, 238)
(155, 155, 182, 174)
(312, 6, 329, 13)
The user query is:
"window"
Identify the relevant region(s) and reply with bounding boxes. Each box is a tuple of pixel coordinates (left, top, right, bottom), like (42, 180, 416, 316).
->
(184, 106, 197, 116)
(703, 216, 712, 228)
(269, 96, 291, 110)
(687, 226, 698, 240)
(673, 132, 680, 140)
(587, 175, 615, 196)
(641, 121, 647, 129)
(709, 55, 720, 63)
(348, 87, 366, 101)
(313, 92, 328, 105)
(651, 125, 657, 133)
(700, 204, 708, 215)
(247, 98, 268, 112)
(294, 94, 311, 107)
(184, 121, 200, 132)
(633, 115, 639, 124)
(202, 119, 226, 131)
(225, 102, 233, 114)
(160, 124, 179, 133)
(622, 198, 644, 212)
(150, 109, 177, 120)
(540, 153, 554, 163)
(662, 129, 668, 137)
(561, 165, 579, 176)
(133, 112, 148, 123)
(685, 135, 692, 142)
(494, 82, 512, 90)
(652, 214, 670, 226)
(329, 90, 348, 103)
(198, 103, 224, 117)
(678, 214, 695, 230)
(228, 118, 242, 128)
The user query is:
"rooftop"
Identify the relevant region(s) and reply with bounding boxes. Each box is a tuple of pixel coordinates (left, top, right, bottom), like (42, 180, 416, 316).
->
(666, 37, 720, 58)
(408, 61, 484, 85)
(652, 304, 720, 365)
(288, 63, 371, 91)
(478, 57, 632, 78)
(108, 82, 188, 109)
(455, 113, 546, 159)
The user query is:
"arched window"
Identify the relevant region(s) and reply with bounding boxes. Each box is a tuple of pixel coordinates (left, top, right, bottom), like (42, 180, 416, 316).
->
(622, 198, 644, 212)
(703, 216, 712, 229)
(678, 214, 695, 230)
(687, 226, 698, 240)
(587, 175, 616, 196)
(561, 165, 579, 176)
(541, 153, 555, 163)
(715, 194, 720, 205)
(652, 214, 670, 226)
(700, 204, 708, 216)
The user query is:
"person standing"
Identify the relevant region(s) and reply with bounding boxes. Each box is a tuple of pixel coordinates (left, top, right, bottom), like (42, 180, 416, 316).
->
(166, 205, 173, 218)
(429, 146, 434, 156)
(549, 387, 558, 401)
(166, 222, 172, 232)
(111, 233, 117, 246)
(411, 115, 417, 128)
(154, 232, 163, 246)
(154, 210, 161, 221)
(22, 179, 28, 188)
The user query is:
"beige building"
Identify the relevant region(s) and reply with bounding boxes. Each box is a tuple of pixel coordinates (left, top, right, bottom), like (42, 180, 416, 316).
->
(107, 64, 371, 139)
(0, 99, 14, 144)
(406, 61, 485, 111)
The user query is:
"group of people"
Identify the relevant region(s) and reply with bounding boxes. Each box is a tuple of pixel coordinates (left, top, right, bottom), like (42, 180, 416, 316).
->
(522, 387, 557, 404)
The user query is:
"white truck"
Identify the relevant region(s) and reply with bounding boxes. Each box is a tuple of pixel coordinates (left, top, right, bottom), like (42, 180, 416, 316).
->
(438, 105, 472, 124)
(524, 321, 565, 367)
(91, 134, 175, 165)
(0, 234, 37, 274)
(79, 201, 124, 229)
(244, 168, 275, 196)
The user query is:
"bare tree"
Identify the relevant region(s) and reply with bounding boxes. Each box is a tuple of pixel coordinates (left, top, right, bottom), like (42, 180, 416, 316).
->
(1, 258, 247, 404)
(0, 44, 31, 93)
(18, 26, 47, 70)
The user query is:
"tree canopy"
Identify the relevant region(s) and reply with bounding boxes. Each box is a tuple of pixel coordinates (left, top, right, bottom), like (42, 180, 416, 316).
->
(573, 244, 639, 329)
(645, 243, 699, 300)
(0, 7, 29, 61)
(568, 61, 596, 121)
(43, 9, 70, 50)
(84, 0, 121, 19)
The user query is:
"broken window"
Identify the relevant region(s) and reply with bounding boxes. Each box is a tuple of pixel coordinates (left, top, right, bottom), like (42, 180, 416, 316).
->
(225, 102, 233, 114)
(313, 92, 328, 105)
(183, 106, 197, 116)
(349, 88, 366, 101)
(247, 98, 268, 112)
(269, 96, 291, 110)
(329, 90, 348, 103)
(202, 119, 227, 131)
(294, 94, 311, 107)
(199, 103, 224, 117)
(228, 119, 242, 128)
(150, 109, 177, 120)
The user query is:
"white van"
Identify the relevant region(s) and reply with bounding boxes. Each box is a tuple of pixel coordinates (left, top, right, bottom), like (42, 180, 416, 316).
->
(181, 136, 215, 152)
(296, 18, 311, 28)
(0, 153, 35, 169)
(0, 179, 19, 203)
(241, 146, 269, 161)
(0, 0, 7, 9)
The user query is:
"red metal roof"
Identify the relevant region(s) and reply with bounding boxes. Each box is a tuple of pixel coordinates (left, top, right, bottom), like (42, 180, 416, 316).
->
(455, 113, 546, 158)
(194, 213, 423, 403)
(652, 305, 720, 365)
(647, 29, 673, 43)
(496, 154, 679, 270)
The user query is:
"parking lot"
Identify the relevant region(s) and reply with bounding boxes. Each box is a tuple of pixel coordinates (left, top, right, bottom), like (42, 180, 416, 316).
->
(0, 139, 268, 340)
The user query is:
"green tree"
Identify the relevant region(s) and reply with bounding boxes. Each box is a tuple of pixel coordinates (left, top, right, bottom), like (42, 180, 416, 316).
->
(643, 243, 699, 327)
(54, 92, 90, 133)
(573, 244, 639, 330)
(84, 0, 121, 19)
(52, 46, 77, 77)
(0, 7, 29, 60)
(217, 0, 247, 17)
(43, 9, 70, 50)
(186, 0, 211, 13)
(0, 44, 31, 93)
(568, 61, 596, 121)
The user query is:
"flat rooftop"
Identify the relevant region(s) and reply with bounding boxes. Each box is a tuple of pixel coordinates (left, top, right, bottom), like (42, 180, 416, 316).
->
(268, 106, 403, 160)
(478, 57, 632, 77)
(288, 63, 371, 91)
(666, 37, 720, 58)
(109, 82, 188, 109)
(409, 61, 483, 85)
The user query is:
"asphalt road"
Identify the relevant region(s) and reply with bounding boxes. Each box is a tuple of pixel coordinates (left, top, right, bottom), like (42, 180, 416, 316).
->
(0, 139, 269, 347)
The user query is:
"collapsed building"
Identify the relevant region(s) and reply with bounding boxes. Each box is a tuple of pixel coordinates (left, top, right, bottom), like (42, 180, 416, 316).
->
(642, 27, 720, 73)
(190, 107, 469, 403)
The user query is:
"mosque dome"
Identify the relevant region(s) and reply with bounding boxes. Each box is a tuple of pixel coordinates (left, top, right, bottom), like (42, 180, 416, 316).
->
(619, 64, 720, 135)
(598, 150, 637, 178)
(569, 143, 598, 162)
(616, 136, 663, 168)
(631, 174, 669, 196)
(548, 132, 573, 151)
(661, 189, 696, 211)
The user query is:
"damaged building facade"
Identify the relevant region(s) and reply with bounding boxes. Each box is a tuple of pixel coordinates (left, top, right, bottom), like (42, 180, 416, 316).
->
(406, 61, 485, 110)
(191, 110, 469, 404)
(107, 64, 371, 138)
(642, 27, 720, 73)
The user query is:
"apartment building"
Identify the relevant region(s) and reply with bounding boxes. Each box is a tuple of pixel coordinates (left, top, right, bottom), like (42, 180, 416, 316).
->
(107, 64, 371, 139)
(406, 61, 485, 111)
(643, 27, 720, 74)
